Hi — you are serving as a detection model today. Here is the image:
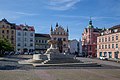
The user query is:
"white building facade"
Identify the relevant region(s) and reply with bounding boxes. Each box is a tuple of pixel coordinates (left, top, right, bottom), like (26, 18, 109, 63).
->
(79, 39, 82, 54)
(16, 24, 35, 54)
(68, 39, 82, 55)
(69, 39, 78, 54)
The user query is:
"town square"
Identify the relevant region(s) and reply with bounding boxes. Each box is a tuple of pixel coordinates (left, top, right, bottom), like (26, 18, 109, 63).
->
(0, 0, 120, 80)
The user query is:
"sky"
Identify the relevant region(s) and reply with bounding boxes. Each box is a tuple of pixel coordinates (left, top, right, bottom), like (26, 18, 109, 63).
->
(0, 0, 120, 40)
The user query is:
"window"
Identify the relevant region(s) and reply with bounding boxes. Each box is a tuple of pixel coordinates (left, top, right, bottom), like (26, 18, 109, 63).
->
(105, 38, 107, 42)
(108, 37, 110, 41)
(63, 44, 66, 47)
(18, 32, 21, 36)
(7, 30, 9, 34)
(36, 40, 38, 42)
(108, 44, 110, 49)
(24, 43, 27, 46)
(58, 38, 62, 41)
(24, 32, 27, 36)
(63, 38, 66, 41)
(45, 40, 47, 43)
(90, 46, 91, 50)
(39, 40, 41, 43)
(100, 52, 102, 57)
(102, 38, 104, 42)
(104, 52, 107, 57)
(11, 36, 14, 40)
(99, 38, 101, 42)
(116, 44, 118, 48)
(17, 43, 20, 46)
(99, 45, 101, 49)
(45, 45, 47, 49)
(54, 38, 56, 40)
(108, 52, 112, 58)
(18, 49, 20, 51)
(42, 40, 44, 43)
(24, 38, 27, 41)
(116, 35, 118, 40)
(30, 43, 33, 47)
(102, 45, 104, 49)
(30, 33, 33, 36)
(11, 30, 14, 34)
(105, 45, 107, 49)
(2, 30, 4, 33)
(112, 44, 114, 48)
(112, 35, 114, 41)
(30, 38, 33, 42)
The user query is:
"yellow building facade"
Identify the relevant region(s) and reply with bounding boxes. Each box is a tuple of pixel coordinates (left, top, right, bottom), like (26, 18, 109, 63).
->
(0, 19, 16, 50)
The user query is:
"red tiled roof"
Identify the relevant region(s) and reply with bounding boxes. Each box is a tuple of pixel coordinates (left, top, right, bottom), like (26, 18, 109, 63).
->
(28, 27, 35, 31)
(16, 26, 22, 30)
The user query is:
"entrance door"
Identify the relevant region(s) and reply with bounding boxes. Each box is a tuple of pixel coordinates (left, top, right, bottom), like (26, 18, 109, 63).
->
(100, 52, 102, 57)
(114, 52, 118, 59)
(57, 38, 63, 53)
(108, 52, 112, 58)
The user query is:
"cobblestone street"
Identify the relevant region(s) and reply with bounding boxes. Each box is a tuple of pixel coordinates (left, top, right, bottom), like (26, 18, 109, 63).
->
(0, 55, 120, 80)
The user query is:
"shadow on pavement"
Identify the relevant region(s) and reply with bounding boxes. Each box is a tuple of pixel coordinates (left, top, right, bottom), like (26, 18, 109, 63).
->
(0, 59, 17, 62)
(0, 65, 20, 70)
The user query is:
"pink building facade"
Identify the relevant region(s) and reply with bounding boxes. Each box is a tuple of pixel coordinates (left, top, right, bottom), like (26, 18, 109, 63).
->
(97, 25, 120, 59)
(82, 19, 102, 57)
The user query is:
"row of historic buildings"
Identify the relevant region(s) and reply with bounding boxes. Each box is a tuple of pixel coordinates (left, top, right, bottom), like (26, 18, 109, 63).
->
(0, 18, 35, 54)
(82, 19, 120, 59)
(0, 18, 82, 54)
(2, 18, 119, 59)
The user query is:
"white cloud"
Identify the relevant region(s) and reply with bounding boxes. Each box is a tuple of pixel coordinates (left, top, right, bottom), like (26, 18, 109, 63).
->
(15, 12, 39, 16)
(54, 14, 120, 20)
(46, 0, 81, 10)
(0, 11, 39, 21)
(54, 14, 90, 19)
(0, 11, 20, 21)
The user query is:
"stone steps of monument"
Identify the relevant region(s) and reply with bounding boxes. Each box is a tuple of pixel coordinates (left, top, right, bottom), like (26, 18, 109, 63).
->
(33, 62, 101, 67)
(43, 59, 81, 64)
(41, 60, 49, 64)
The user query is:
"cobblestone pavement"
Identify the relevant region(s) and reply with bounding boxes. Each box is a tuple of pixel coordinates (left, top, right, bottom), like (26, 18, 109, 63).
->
(0, 55, 120, 70)
(0, 55, 120, 80)
(76, 57, 120, 68)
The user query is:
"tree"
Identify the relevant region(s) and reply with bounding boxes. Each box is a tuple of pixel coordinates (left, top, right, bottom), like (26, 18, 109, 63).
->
(0, 38, 14, 55)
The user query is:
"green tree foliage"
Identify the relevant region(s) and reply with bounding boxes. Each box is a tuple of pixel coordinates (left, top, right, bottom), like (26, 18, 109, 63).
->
(0, 38, 14, 55)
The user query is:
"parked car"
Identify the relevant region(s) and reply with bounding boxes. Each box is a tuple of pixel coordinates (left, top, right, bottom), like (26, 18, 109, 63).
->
(99, 56, 108, 60)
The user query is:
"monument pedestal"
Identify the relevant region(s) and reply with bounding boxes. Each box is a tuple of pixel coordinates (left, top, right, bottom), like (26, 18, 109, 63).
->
(18, 40, 100, 67)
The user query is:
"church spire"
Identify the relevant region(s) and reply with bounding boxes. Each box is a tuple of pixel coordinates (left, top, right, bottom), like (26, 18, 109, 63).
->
(67, 26, 69, 32)
(50, 25, 53, 31)
(89, 17, 92, 25)
(56, 22, 58, 27)
(88, 17, 94, 28)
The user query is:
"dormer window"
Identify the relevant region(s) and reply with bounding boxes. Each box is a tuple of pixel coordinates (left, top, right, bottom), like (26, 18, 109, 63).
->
(2, 25, 4, 28)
